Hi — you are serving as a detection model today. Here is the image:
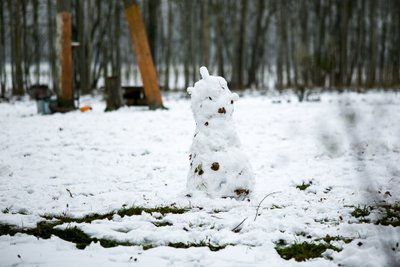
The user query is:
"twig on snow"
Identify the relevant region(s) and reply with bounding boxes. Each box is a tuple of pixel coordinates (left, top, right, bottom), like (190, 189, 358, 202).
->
(66, 188, 73, 198)
(231, 217, 248, 233)
(254, 191, 281, 221)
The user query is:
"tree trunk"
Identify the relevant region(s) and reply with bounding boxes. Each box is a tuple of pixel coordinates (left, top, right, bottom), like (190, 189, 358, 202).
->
(163, 0, 173, 91)
(201, 0, 209, 67)
(367, 0, 377, 87)
(0, 0, 5, 97)
(356, 0, 365, 87)
(214, 0, 225, 77)
(378, 1, 388, 86)
(339, 0, 350, 86)
(105, 76, 123, 111)
(13, 0, 24, 96)
(299, 1, 309, 86)
(231, 0, 247, 89)
(146, 0, 158, 65)
(276, 1, 284, 89)
(21, 1, 30, 90)
(247, 0, 264, 88)
(47, 0, 57, 92)
(33, 0, 40, 85)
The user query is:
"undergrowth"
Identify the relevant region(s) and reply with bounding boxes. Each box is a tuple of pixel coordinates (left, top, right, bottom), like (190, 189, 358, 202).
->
(275, 240, 340, 261)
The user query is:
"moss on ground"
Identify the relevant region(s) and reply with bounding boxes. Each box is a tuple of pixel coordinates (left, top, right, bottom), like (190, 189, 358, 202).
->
(42, 205, 188, 225)
(296, 181, 312, 191)
(351, 205, 371, 218)
(275, 241, 340, 261)
(376, 202, 400, 227)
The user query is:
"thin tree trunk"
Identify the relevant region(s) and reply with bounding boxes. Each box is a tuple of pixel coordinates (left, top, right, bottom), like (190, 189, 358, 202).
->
(214, 0, 224, 77)
(378, 1, 387, 86)
(13, 0, 24, 96)
(21, 1, 30, 90)
(339, 0, 350, 86)
(33, 0, 40, 85)
(48, 0, 57, 92)
(367, 0, 377, 87)
(289, 3, 298, 87)
(201, 0, 209, 67)
(231, 0, 247, 89)
(247, 0, 264, 88)
(0, 0, 5, 97)
(299, 1, 309, 86)
(147, 0, 158, 64)
(356, 0, 365, 87)
(163, 0, 173, 91)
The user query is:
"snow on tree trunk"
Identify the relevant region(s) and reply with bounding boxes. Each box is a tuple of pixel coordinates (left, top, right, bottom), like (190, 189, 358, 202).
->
(187, 66, 255, 199)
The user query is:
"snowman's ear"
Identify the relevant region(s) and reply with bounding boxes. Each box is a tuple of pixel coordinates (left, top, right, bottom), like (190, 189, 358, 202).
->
(232, 93, 239, 102)
(187, 86, 194, 95)
(199, 66, 210, 79)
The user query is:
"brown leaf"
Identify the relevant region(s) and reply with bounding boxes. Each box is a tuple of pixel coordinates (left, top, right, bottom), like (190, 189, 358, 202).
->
(218, 107, 226, 114)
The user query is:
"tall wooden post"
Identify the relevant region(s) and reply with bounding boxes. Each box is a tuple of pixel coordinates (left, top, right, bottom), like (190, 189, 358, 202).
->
(123, 0, 164, 109)
(56, 0, 74, 109)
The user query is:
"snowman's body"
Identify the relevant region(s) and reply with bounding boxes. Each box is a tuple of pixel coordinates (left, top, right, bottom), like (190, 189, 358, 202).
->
(187, 67, 255, 199)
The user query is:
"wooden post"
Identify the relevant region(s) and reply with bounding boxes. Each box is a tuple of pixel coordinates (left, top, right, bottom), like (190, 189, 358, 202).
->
(56, 0, 74, 109)
(123, 0, 164, 109)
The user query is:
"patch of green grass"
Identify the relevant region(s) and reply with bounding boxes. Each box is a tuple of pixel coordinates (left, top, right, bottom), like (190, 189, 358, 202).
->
(317, 235, 353, 244)
(152, 221, 173, 227)
(376, 202, 400, 227)
(296, 181, 312, 191)
(142, 243, 155, 250)
(271, 204, 283, 209)
(167, 241, 228, 251)
(42, 205, 189, 224)
(0, 224, 19, 236)
(275, 241, 340, 262)
(118, 206, 188, 217)
(0, 221, 134, 250)
(296, 232, 312, 239)
(351, 205, 371, 220)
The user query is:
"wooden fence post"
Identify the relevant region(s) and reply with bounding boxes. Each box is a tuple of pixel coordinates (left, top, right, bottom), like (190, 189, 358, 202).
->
(123, 0, 164, 109)
(56, 0, 74, 109)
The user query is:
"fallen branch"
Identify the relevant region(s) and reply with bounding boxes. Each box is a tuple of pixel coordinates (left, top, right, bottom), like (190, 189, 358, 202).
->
(254, 191, 281, 221)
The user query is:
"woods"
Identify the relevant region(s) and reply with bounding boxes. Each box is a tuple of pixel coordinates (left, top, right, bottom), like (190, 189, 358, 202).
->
(0, 0, 399, 98)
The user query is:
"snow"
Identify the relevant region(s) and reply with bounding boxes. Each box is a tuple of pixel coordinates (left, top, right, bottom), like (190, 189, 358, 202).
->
(0, 91, 399, 266)
(187, 67, 254, 198)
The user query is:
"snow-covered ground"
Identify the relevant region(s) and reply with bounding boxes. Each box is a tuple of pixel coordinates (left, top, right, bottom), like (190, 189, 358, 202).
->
(0, 91, 399, 266)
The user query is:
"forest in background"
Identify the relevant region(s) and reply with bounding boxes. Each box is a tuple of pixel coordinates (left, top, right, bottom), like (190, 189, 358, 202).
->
(0, 0, 399, 98)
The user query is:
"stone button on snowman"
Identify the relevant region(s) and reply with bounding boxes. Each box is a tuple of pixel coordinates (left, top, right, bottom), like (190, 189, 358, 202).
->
(187, 66, 255, 199)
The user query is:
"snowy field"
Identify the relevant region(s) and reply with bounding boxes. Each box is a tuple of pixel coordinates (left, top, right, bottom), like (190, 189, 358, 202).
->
(0, 91, 399, 266)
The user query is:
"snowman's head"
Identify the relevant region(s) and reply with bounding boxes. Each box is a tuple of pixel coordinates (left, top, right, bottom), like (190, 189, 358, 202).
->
(187, 67, 239, 105)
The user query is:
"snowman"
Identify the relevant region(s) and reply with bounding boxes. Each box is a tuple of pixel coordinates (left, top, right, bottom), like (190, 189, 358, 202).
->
(187, 66, 255, 199)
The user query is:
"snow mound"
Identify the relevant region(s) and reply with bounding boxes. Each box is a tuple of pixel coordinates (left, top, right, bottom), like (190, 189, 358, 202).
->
(187, 66, 255, 199)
